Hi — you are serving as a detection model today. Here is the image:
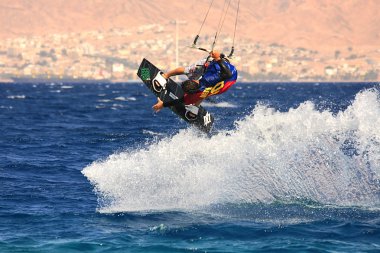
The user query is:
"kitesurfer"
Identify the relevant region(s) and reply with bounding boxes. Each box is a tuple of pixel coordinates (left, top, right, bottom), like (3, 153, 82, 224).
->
(152, 50, 238, 112)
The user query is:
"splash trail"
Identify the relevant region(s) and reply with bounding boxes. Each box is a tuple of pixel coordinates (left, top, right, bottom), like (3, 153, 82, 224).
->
(83, 88, 380, 212)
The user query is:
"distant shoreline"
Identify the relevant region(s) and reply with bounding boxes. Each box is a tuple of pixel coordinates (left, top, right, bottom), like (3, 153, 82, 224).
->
(2, 77, 111, 84)
(1, 80, 378, 85)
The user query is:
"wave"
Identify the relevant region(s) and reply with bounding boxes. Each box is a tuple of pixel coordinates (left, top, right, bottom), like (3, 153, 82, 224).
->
(114, 96, 137, 101)
(7, 95, 26, 99)
(97, 99, 112, 103)
(82, 88, 380, 213)
(142, 130, 166, 137)
(202, 101, 237, 108)
(61, 85, 73, 89)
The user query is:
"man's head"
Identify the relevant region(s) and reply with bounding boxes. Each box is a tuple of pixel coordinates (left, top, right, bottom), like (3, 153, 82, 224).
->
(181, 80, 200, 94)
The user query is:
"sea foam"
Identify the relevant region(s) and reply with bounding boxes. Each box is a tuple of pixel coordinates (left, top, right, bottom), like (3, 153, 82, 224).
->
(83, 88, 380, 212)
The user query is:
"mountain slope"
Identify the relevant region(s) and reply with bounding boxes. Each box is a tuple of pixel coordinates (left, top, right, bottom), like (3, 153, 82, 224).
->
(0, 0, 379, 53)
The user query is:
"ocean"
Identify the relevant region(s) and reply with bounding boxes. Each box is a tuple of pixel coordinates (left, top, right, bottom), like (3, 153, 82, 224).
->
(1, 82, 380, 252)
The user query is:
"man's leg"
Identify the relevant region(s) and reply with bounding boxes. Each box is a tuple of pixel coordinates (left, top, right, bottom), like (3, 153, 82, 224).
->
(183, 92, 204, 120)
(183, 92, 203, 106)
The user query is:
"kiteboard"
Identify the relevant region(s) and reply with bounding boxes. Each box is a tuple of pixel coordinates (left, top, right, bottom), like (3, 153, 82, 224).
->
(137, 58, 214, 133)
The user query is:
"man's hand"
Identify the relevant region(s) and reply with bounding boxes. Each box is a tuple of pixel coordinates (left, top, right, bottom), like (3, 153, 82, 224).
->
(152, 97, 164, 112)
(210, 50, 221, 61)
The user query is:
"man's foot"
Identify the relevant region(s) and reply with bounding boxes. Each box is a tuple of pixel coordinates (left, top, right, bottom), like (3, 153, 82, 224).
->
(152, 72, 167, 92)
(184, 104, 199, 121)
(185, 111, 197, 121)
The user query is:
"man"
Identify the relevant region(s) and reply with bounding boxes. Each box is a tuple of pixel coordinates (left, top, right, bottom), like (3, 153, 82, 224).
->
(152, 50, 238, 113)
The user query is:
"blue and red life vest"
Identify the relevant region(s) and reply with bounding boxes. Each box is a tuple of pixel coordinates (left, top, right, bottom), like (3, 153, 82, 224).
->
(199, 60, 238, 91)
(183, 59, 238, 105)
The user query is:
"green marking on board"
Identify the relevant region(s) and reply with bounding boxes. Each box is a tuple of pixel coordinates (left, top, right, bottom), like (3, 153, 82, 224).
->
(141, 68, 151, 80)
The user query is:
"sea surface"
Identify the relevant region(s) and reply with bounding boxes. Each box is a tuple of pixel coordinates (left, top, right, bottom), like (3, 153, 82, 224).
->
(1, 82, 380, 252)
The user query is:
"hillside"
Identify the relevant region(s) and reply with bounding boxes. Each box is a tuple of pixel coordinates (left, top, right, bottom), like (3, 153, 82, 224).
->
(0, 0, 379, 53)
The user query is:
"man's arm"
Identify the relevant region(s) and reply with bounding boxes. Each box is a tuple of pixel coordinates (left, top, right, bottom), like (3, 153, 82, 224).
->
(217, 59, 233, 80)
(152, 97, 184, 112)
(163, 67, 185, 79)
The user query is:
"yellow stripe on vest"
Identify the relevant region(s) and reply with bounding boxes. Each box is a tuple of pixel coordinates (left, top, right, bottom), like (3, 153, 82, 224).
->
(200, 81, 225, 98)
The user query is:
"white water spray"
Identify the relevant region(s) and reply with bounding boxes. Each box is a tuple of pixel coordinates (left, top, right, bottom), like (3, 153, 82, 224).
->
(82, 89, 380, 212)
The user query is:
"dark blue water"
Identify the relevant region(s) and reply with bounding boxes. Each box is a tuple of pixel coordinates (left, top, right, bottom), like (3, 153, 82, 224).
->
(1, 82, 380, 252)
